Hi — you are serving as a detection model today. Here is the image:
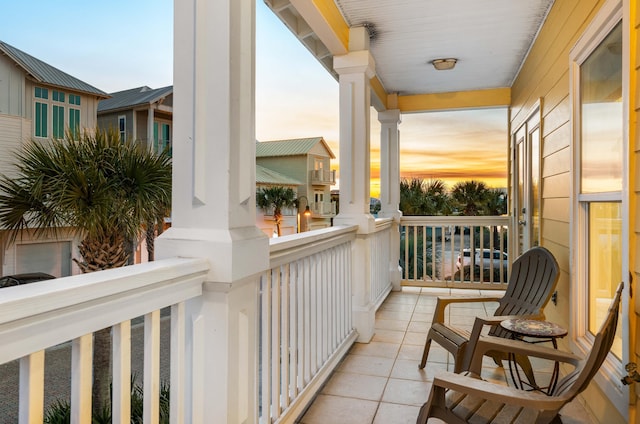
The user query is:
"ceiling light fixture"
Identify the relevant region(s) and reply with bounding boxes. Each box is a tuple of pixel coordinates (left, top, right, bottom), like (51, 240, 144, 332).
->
(431, 58, 457, 71)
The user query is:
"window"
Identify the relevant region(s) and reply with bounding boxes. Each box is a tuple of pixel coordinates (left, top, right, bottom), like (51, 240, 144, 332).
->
(571, 0, 627, 416)
(34, 87, 48, 138)
(118, 116, 126, 142)
(52, 90, 65, 139)
(69, 94, 81, 137)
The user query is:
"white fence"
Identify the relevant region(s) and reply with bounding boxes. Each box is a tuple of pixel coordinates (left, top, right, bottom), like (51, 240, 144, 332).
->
(259, 226, 358, 423)
(370, 218, 393, 308)
(0, 257, 208, 423)
(400, 215, 511, 290)
(0, 223, 392, 423)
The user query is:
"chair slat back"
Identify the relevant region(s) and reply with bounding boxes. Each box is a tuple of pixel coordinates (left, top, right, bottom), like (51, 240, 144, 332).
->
(488, 246, 560, 339)
(553, 282, 623, 399)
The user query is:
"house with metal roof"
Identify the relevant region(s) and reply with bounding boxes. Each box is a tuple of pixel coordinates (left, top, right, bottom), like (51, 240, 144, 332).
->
(256, 137, 336, 231)
(0, 40, 109, 279)
(256, 164, 303, 237)
(97, 85, 173, 155)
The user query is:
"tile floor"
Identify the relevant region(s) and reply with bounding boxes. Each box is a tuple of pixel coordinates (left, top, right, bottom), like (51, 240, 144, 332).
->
(297, 287, 596, 424)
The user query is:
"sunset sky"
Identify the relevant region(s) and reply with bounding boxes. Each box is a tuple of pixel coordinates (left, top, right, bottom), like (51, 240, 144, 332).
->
(2, 0, 507, 198)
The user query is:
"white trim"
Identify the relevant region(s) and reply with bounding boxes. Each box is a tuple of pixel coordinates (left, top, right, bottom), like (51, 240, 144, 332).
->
(569, 0, 629, 418)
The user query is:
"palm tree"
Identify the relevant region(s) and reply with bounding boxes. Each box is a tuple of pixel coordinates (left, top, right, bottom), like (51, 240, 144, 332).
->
(423, 179, 452, 215)
(451, 180, 489, 216)
(0, 127, 171, 413)
(400, 178, 427, 215)
(256, 186, 297, 236)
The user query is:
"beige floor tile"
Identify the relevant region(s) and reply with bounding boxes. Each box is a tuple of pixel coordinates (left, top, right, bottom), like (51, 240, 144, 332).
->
(338, 354, 394, 377)
(376, 310, 413, 321)
(391, 359, 445, 382)
(381, 378, 432, 406)
(372, 329, 405, 344)
(322, 371, 388, 401)
(375, 319, 409, 331)
(402, 331, 426, 346)
(298, 394, 378, 424)
(350, 341, 400, 359)
(413, 304, 435, 313)
(407, 320, 430, 332)
(372, 402, 421, 424)
(396, 344, 423, 361)
(384, 293, 419, 304)
(421, 345, 450, 364)
(378, 302, 415, 312)
(410, 312, 433, 322)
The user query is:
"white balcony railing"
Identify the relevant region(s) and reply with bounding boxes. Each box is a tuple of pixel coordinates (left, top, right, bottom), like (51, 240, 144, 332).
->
(1, 223, 397, 423)
(370, 218, 393, 308)
(259, 226, 358, 423)
(400, 215, 511, 290)
(310, 169, 336, 185)
(0, 257, 209, 423)
(310, 201, 336, 216)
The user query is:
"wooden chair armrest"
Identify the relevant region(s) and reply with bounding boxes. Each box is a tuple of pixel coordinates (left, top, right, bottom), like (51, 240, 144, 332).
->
(468, 335, 581, 374)
(433, 295, 502, 323)
(461, 313, 543, 370)
(432, 371, 566, 411)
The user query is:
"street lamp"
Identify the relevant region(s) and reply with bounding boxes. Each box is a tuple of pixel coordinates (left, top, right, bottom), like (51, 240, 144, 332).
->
(297, 195, 312, 233)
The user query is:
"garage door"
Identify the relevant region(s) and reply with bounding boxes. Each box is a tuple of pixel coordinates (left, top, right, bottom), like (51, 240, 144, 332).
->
(16, 241, 71, 277)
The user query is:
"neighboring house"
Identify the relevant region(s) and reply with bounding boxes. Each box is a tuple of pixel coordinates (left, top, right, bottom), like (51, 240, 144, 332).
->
(97, 85, 173, 155)
(256, 137, 336, 231)
(0, 40, 109, 278)
(97, 86, 174, 263)
(256, 164, 302, 237)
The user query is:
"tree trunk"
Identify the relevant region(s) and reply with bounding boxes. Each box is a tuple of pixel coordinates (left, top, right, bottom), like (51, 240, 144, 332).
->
(146, 221, 156, 261)
(73, 233, 130, 414)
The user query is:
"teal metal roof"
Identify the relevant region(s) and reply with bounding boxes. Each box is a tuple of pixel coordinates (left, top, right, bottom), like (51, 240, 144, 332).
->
(256, 137, 336, 159)
(256, 165, 302, 186)
(0, 40, 108, 98)
(98, 86, 173, 113)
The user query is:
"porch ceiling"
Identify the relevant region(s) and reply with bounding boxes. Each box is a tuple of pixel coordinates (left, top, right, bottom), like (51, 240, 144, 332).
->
(265, 0, 555, 111)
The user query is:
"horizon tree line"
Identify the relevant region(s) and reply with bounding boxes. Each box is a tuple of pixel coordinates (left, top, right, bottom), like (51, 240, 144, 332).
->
(400, 178, 507, 216)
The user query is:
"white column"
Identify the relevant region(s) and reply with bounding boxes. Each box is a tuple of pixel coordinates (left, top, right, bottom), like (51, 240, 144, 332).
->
(378, 109, 403, 291)
(333, 27, 376, 342)
(157, 0, 267, 422)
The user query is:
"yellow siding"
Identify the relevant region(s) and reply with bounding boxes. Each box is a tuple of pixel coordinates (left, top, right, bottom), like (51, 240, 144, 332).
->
(512, 0, 630, 421)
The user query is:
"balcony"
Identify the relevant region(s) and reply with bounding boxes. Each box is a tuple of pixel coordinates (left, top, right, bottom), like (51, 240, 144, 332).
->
(310, 169, 336, 185)
(0, 219, 592, 422)
(310, 200, 337, 217)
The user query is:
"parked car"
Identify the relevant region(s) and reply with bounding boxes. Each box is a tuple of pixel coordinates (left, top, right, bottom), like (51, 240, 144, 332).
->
(0, 272, 55, 288)
(456, 249, 508, 281)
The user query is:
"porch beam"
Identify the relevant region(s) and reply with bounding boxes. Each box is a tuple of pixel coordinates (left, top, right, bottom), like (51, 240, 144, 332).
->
(397, 87, 511, 112)
(289, 0, 349, 55)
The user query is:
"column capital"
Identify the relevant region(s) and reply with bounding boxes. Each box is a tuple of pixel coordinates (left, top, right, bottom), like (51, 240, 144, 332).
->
(333, 50, 376, 79)
(378, 109, 402, 125)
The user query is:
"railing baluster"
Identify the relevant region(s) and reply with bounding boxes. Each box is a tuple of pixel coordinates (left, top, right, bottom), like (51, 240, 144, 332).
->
(19, 350, 44, 424)
(281, 265, 290, 409)
(170, 302, 186, 424)
(71, 334, 93, 423)
(144, 310, 160, 424)
(271, 268, 281, 419)
(113, 321, 131, 423)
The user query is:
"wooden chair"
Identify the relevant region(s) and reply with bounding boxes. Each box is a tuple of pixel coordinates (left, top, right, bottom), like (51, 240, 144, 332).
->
(419, 246, 560, 375)
(416, 282, 623, 424)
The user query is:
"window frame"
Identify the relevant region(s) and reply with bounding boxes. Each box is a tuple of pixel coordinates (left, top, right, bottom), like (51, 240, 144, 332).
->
(569, 0, 629, 417)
